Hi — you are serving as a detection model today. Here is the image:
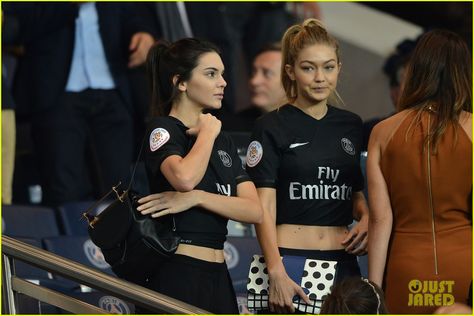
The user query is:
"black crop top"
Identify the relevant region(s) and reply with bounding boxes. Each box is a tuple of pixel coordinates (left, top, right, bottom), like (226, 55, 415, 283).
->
(246, 104, 364, 226)
(145, 116, 250, 249)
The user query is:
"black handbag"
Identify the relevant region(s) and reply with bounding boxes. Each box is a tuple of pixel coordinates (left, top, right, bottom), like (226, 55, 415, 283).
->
(82, 139, 180, 286)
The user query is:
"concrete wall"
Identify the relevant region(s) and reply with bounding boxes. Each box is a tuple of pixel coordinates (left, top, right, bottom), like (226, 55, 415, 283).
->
(319, 2, 423, 120)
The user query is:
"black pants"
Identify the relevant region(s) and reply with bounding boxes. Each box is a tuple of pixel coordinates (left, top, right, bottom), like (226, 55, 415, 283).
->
(144, 254, 239, 314)
(32, 89, 133, 206)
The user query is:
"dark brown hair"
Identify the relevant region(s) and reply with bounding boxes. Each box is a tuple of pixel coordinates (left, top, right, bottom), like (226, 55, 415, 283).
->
(320, 277, 388, 314)
(397, 29, 472, 151)
(146, 38, 221, 116)
(281, 18, 341, 103)
(255, 42, 282, 57)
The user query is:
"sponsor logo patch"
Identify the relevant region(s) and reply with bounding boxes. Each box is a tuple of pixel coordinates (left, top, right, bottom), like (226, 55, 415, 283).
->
(218, 150, 232, 167)
(149, 128, 170, 152)
(341, 138, 355, 155)
(246, 141, 263, 167)
(289, 142, 309, 149)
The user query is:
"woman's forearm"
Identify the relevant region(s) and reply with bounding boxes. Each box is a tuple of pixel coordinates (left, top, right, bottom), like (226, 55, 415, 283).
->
(161, 131, 216, 191)
(368, 213, 392, 286)
(194, 189, 263, 224)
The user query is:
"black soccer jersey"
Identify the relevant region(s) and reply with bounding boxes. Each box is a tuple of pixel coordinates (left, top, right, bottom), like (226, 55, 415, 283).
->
(246, 104, 364, 226)
(145, 116, 250, 249)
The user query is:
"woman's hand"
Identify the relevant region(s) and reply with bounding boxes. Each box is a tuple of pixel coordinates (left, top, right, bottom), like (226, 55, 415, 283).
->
(186, 113, 221, 139)
(137, 191, 197, 218)
(268, 268, 311, 313)
(341, 213, 368, 255)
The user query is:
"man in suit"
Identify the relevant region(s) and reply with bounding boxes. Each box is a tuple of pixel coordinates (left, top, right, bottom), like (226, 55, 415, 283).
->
(6, 3, 156, 206)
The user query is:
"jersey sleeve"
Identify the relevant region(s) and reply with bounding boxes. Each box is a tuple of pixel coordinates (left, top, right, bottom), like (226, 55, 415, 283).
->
(245, 116, 281, 188)
(225, 134, 251, 185)
(145, 117, 188, 177)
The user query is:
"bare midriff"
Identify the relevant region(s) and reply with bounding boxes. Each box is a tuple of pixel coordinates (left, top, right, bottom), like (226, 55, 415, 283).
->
(276, 224, 350, 250)
(175, 244, 225, 263)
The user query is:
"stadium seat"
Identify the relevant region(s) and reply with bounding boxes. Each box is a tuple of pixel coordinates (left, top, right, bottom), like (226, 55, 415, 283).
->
(225, 236, 262, 295)
(43, 236, 115, 280)
(11, 237, 51, 281)
(2, 204, 60, 238)
(72, 292, 135, 314)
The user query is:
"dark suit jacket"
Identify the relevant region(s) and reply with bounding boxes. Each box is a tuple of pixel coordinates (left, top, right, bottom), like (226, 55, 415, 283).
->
(5, 3, 156, 116)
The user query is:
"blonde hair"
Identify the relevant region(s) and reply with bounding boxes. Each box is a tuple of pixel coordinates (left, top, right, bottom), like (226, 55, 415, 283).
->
(281, 18, 342, 104)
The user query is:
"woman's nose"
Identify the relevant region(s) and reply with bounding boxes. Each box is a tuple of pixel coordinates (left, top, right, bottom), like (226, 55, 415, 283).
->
(314, 69, 325, 82)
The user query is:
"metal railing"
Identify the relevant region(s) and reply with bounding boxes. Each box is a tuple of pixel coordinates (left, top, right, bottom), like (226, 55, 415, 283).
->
(2, 236, 210, 314)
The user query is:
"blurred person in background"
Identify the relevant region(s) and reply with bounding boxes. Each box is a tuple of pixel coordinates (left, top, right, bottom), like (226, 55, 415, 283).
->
(362, 38, 417, 151)
(223, 42, 287, 132)
(4, 3, 156, 206)
(2, 10, 20, 204)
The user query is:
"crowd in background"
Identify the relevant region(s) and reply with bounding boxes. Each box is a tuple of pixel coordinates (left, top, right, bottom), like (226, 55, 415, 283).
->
(1, 2, 472, 315)
(2, 2, 470, 208)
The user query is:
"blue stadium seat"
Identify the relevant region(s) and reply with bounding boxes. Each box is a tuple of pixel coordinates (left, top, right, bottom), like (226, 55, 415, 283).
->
(2, 204, 60, 238)
(7, 238, 67, 314)
(12, 237, 51, 281)
(225, 236, 262, 295)
(72, 292, 135, 314)
(43, 236, 115, 281)
(43, 236, 135, 314)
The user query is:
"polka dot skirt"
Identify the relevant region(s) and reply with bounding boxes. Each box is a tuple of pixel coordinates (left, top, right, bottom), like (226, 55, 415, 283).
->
(247, 255, 337, 314)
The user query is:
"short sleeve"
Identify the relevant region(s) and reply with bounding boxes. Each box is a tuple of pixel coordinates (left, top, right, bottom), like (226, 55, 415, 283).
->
(245, 116, 281, 188)
(145, 117, 188, 177)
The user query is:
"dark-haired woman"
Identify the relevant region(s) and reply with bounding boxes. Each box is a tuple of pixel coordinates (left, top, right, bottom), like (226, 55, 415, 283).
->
(368, 29, 472, 314)
(137, 38, 262, 313)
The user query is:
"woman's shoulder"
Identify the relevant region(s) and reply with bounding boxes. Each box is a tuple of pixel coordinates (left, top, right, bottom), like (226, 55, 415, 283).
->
(146, 116, 184, 132)
(253, 105, 290, 130)
(370, 110, 412, 146)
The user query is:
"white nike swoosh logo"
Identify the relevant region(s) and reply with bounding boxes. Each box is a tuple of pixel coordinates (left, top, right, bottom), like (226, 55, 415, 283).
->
(289, 142, 310, 149)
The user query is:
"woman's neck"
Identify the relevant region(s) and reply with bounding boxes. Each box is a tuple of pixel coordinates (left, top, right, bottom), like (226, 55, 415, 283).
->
(169, 101, 202, 127)
(293, 98, 328, 120)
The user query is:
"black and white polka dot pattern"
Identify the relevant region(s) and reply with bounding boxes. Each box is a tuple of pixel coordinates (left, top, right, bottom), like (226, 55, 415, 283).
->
(247, 255, 270, 309)
(247, 255, 337, 314)
(294, 259, 337, 314)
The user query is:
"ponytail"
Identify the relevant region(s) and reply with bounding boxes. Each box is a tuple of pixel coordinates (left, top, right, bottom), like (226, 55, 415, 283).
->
(146, 38, 221, 117)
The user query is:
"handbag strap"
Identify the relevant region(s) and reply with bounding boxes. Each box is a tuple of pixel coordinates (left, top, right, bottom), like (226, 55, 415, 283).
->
(82, 135, 147, 223)
(127, 134, 147, 191)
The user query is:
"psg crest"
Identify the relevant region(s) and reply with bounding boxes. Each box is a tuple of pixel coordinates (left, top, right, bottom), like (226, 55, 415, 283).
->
(340, 138, 355, 156)
(218, 150, 232, 167)
(99, 296, 131, 314)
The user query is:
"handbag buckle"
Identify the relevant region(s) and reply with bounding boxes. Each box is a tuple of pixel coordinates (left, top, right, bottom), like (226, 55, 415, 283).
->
(82, 212, 99, 229)
(112, 182, 126, 202)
